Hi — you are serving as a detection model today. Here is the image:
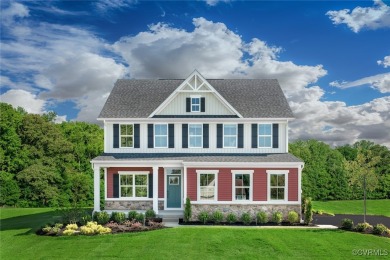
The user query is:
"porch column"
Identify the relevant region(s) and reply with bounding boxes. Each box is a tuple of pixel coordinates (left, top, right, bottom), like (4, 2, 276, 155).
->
(93, 165, 100, 212)
(153, 166, 159, 214)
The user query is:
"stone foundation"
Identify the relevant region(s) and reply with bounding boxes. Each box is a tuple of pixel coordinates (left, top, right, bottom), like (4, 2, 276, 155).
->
(190, 204, 301, 221)
(105, 200, 153, 210)
(158, 201, 164, 210)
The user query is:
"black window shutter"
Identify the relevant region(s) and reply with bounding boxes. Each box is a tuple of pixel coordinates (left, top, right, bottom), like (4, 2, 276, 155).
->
(182, 124, 188, 148)
(186, 98, 191, 112)
(201, 97, 205, 112)
(203, 124, 209, 148)
(113, 124, 119, 148)
(148, 173, 153, 198)
(217, 124, 223, 148)
(134, 124, 140, 148)
(148, 124, 154, 148)
(251, 124, 258, 148)
(168, 124, 174, 148)
(113, 173, 119, 198)
(238, 124, 244, 148)
(272, 124, 279, 148)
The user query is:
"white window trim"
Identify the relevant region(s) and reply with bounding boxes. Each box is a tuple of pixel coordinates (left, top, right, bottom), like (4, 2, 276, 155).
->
(118, 171, 149, 199)
(223, 123, 238, 148)
(266, 170, 289, 202)
(119, 123, 134, 148)
(231, 170, 254, 202)
(258, 123, 272, 148)
(154, 123, 168, 148)
(190, 95, 201, 113)
(196, 170, 219, 201)
(188, 123, 203, 148)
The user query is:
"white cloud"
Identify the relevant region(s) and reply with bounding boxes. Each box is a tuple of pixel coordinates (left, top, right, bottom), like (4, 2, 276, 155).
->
(1, 2, 29, 25)
(0, 89, 46, 114)
(94, 0, 136, 12)
(204, 0, 231, 6)
(326, 0, 390, 33)
(377, 55, 390, 67)
(330, 73, 390, 93)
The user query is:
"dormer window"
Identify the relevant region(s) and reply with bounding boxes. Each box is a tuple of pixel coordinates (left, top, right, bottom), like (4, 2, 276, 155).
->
(191, 97, 200, 112)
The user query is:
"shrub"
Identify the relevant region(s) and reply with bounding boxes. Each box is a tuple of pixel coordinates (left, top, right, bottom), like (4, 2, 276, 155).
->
(198, 211, 209, 224)
(241, 212, 252, 225)
(212, 211, 224, 224)
(373, 224, 388, 235)
(257, 211, 268, 224)
(272, 212, 283, 224)
(148, 221, 165, 228)
(93, 211, 110, 225)
(80, 214, 92, 226)
(145, 209, 156, 220)
(80, 221, 111, 235)
(42, 223, 63, 235)
(63, 229, 76, 236)
(128, 211, 138, 221)
(135, 213, 145, 223)
(111, 212, 126, 224)
(65, 223, 78, 230)
(304, 197, 313, 224)
(355, 222, 373, 232)
(131, 222, 142, 230)
(59, 207, 84, 224)
(287, 211, 299, 224)
(340, 218, 354, 230)
(184, 197, 192, 222)
(226, 213, 237, 224)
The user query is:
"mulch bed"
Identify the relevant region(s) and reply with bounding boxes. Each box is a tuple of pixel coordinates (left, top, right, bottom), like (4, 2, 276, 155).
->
(313, 214, 390, 227)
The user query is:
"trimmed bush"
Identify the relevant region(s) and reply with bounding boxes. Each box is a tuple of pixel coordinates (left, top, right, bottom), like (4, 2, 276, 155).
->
(128, 211, 138, 221)
(184, 198, 192, 222)
(93, 211, 110, 225)
(355, 222, 373, 232)
(80, 214, 92, 226)
(212, 210, 224, 224)
(304, 197, 313, 224)
(226, 213, 237, 224)
(111, 212, 126, 224)
(80, 221, 111, 235)
(198, 211, 209, 224)
(135, 213, 145, 223)
(63, 229, 76, 236)
(65, 223, 78, 230)
(272, 212, 283, 224)
(340, 218, 354, 230)
(145, 209, 156, 220)
(241, 212, 251, 225)
(373, 223, 388, 235)
(287, 211, 299, 224)
(257, 211, 268, 224)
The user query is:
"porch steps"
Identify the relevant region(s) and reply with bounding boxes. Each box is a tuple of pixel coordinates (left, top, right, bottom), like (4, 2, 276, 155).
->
(158, 210, 183, 225)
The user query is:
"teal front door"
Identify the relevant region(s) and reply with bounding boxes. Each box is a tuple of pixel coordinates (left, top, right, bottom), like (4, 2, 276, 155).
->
(167, 175, 181, 208)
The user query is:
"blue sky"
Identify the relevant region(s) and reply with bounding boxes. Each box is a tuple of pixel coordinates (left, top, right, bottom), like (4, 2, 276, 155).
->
(1, 0, 389, 146)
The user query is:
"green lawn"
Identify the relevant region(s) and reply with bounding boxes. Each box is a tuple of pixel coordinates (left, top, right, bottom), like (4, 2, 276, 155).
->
(1, 208, 389, 259)
(313, 200, 390, 217)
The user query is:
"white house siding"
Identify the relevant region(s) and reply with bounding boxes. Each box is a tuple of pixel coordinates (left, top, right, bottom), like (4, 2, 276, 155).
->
(157, 92, 235, 116)
(104, 122, 288, 154)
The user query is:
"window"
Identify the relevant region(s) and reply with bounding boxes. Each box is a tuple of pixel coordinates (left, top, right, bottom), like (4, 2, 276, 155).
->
(197, 170, 218, 201)
(258, 124, 272, 148)
(191, 97, 200, 112)
(270, 174, 285, 200)
(232, 171, 253, 201)
(223, 124, 237, 148)
(154, 124, 168, 148)
(120, 124, 133, 148)
(120, 173, 148, 198)
(189, 124, 202, 148)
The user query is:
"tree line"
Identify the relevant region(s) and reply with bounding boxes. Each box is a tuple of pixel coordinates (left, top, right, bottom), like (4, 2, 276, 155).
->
(0, 102, 389, 207)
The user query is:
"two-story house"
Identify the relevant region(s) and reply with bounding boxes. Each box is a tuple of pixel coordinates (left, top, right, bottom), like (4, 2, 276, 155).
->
(91, 70, 304, 221)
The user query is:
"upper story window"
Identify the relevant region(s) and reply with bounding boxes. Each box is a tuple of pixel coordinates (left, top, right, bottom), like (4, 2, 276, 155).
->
(154, 124, 168, 148)
(269, 173, 286, 200)
(223, 124, 237, 148)
(120, 173, 148, 198)
(120, 124, 133, 148)
(232, 170, 253, 201)
(258, 124, 272, 148)
(191, 97, 200, 112)
(189, 124, 203, 148)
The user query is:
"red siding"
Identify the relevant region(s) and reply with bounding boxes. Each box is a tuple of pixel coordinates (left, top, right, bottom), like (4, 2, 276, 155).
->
(158, 167, 164, 198)
(186, 168, 197, 201)
(253, 169, 267, 201)
(288, 168, 298, 201)
(106, 167, 152, 198)
(218, 168, 232, 201)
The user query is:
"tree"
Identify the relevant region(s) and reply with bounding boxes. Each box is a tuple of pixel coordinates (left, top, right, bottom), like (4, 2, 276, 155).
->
(0, 171, 21, 206)
(344, 148, 380, 222)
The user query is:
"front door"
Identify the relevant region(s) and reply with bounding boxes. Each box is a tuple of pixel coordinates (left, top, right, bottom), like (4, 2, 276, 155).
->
(166, 173, 181, 208)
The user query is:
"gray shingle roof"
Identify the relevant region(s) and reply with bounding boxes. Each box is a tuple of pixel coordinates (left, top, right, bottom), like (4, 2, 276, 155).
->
(98, 79, 294, 119)
(92, 153, 303, 163)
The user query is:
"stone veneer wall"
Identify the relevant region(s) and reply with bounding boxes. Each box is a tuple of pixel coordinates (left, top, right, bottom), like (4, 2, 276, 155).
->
(105, 201, 153, 210)
(158, 201, 164, 210)
(191, 204, 301, 221)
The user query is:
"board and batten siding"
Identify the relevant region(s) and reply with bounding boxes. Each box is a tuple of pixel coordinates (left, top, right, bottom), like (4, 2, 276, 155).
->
(157, 92, 235, 116)
(104, 122, 288, 153)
